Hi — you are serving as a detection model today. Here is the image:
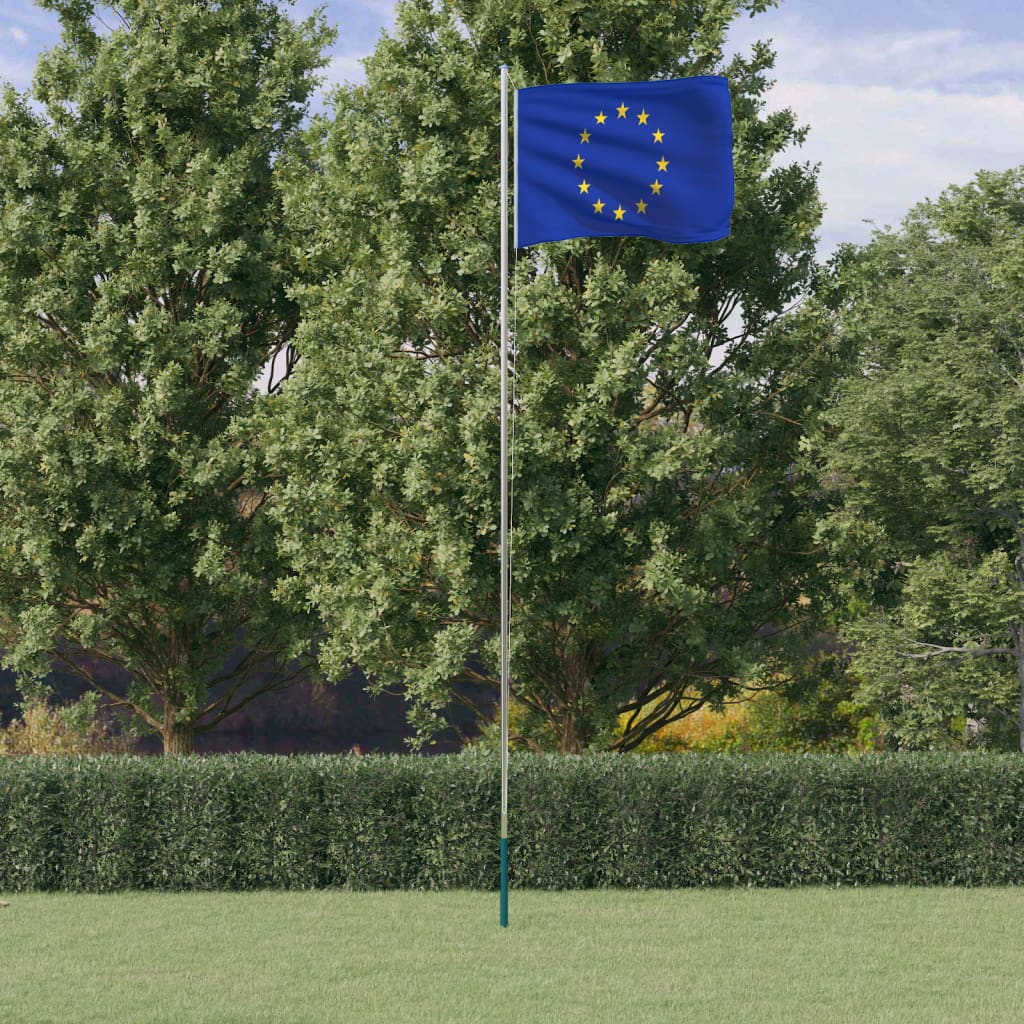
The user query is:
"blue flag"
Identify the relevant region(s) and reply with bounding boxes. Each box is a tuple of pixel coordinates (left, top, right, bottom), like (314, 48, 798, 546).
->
(515, 77, 733, 248)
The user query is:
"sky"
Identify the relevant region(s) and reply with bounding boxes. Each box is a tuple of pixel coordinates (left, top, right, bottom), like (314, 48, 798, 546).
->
(1, 0, 1022, 255)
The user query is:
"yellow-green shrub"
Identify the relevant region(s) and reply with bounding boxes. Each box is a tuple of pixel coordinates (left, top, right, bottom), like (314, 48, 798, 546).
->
(624, 680, 885, 754)
(0, 697, 134, 756)
(624, 700, 751, 752)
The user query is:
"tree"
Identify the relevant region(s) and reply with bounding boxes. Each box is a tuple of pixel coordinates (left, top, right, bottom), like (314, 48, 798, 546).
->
(268, 0, 834, 752)
(815, 167, 1024, 750)
(0, 0, 332, 753)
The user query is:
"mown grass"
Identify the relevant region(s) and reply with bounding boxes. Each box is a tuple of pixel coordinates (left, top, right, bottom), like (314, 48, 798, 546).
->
(1, 888, 1023, 1023)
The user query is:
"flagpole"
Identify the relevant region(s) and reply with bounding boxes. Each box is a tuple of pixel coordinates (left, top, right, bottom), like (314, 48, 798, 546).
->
(498, 63, 511, 930)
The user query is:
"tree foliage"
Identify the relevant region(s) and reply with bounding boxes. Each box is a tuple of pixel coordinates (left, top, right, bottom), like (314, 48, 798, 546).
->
(269, 0, 837, 752)
(816, 167, 1024, 750)
(0, 0, 332, 752)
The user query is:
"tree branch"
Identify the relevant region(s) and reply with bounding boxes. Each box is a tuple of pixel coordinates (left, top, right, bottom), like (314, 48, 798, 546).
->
(899, 641, 1016, 660)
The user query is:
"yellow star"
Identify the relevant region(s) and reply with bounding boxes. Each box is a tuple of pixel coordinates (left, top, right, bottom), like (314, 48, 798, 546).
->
(637, 109, 649, 125)
(572, 154, 585, 168)
(613, 205, 626, 221)
(635, 199, 648, 214)
(578, 180, 590, 194)
(580, 129, 591, 144)
(616, 102, 629, 118)
(656, 157, 669, 172)
(650, 179, 663, 195)
(652, 128, 665, 143)
(592, 198, 605, 214)
(595, 111, 607, 124)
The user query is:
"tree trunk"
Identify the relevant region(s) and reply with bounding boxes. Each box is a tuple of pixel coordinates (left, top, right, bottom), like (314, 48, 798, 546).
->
(1011, 623, 1024, 754)
(161, 718, 196, 755)
(964, 704, 987, 747)
(556, 698, 588, 754)
(558, 721, 586, 754)
(1015, 530, 1024, 753)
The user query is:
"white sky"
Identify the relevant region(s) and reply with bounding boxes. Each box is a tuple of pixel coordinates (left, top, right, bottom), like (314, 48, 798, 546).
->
(726, 0, 1024, 252)
(1, 0, 1022, 255)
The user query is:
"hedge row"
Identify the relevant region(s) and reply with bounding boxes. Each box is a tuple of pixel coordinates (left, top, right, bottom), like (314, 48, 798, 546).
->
(3, 751, 1024, 891)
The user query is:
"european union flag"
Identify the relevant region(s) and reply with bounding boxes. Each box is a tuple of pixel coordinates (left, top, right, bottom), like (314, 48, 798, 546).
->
(515, 77, 733, 248)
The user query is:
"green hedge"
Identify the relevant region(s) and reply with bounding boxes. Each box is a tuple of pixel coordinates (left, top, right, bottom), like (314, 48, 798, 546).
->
(2, 751, 1024, 891)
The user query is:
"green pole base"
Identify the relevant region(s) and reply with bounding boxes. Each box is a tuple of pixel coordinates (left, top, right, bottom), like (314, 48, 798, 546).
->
(500, 836, 509, 927)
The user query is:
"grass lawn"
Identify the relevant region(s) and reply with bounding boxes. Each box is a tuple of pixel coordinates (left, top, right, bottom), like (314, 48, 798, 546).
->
(1, 887, 1022, 1023)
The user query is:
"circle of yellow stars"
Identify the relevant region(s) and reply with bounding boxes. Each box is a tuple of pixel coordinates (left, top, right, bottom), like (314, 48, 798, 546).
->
(572, 103, 669, 221)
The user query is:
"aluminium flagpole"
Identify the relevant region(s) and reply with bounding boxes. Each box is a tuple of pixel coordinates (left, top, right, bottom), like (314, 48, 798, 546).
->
(498, 62, 510, 929)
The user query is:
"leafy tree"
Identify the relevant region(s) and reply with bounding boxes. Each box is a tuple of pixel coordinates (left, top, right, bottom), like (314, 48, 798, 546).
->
(269, 0, 835, 752)
(816, 167, 1024, 750)
(0, 0, 332, 753)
